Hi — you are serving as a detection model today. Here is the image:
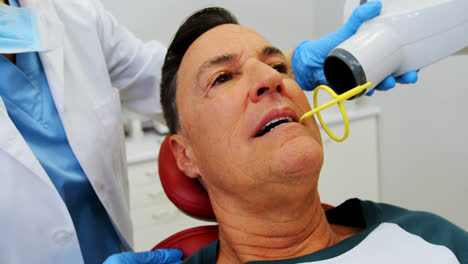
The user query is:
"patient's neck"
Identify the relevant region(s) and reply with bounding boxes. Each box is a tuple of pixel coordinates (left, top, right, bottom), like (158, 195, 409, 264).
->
(212, 190, 359, 264)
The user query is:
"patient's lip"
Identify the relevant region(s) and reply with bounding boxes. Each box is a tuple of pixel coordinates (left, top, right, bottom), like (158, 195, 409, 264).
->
(253, 107, 299, 138)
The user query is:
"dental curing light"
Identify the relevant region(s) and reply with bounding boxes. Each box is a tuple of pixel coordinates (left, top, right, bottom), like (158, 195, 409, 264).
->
(323, 0, 468, 97)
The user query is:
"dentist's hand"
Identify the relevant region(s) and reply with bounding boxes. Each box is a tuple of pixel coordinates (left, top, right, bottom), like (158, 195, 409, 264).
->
(365, 71, 418, 96)
(291, 1, 418, 94)
(103, 249, 183, 264)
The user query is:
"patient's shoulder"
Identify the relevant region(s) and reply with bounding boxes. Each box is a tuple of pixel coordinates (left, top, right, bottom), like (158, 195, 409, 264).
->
(182, 240, 219, 264)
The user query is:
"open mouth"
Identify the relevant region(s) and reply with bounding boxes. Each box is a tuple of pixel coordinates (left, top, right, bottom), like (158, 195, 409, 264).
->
(255, 116, 294, 137)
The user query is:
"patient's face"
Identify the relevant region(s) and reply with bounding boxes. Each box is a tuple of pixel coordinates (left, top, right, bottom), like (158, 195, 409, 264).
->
(175, 24, 323, 198)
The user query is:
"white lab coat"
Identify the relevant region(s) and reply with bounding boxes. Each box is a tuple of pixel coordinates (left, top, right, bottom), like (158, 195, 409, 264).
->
(0, 0, 166, 263)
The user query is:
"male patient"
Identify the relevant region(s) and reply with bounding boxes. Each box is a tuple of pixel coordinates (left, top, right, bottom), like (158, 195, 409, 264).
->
(160, 7, 468, 264)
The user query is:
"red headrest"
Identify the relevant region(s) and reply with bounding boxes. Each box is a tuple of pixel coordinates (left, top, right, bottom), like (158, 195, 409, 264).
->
(158, 135, 216, 220)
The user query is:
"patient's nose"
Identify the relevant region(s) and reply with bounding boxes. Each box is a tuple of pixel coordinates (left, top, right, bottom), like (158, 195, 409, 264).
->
(248, 61, 284, 103)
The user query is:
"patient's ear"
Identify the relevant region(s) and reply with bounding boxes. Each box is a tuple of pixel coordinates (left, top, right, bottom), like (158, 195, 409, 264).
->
(169, 134, 201, 179)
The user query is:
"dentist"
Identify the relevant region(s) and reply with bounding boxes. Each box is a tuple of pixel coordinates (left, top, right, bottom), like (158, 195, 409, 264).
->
(0, 0, 179, 263)
(0, 0, 416, 264)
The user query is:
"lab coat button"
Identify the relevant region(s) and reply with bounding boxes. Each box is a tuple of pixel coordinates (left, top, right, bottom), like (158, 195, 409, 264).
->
(53, 230, 74, 245)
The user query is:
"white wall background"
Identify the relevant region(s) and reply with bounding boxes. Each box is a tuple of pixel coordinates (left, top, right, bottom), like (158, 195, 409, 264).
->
(101, 0, 468, 230)
(100, 0, 317, 50)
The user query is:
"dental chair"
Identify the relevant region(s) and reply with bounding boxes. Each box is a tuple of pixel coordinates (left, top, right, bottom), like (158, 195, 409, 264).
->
(152, 135, 333, 259)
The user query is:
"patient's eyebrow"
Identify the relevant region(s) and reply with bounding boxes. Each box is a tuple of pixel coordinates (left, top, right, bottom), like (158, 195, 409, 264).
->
(196, 47, 285, 86)
(261, 46, 284, 57)
(197, 53, 237, 79)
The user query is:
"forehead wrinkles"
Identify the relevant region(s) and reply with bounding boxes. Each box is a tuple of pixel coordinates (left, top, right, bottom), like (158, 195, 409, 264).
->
(175, 24, 271, 132)
(177, 24, 264, 94)
(182, 24, 269, 71)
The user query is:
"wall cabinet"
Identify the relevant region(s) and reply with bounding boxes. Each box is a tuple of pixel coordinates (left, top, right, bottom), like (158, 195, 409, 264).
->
(126, 134, 209, 251)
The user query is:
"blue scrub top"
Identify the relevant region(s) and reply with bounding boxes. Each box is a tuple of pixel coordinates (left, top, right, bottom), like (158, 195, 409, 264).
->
(1, 1, 121, 263)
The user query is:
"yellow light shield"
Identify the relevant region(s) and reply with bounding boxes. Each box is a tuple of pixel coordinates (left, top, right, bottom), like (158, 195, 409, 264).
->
(299, 82, 372, 142)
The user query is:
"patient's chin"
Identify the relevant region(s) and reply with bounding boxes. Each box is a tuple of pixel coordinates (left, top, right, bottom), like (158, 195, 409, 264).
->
(274, 136, 324, 179)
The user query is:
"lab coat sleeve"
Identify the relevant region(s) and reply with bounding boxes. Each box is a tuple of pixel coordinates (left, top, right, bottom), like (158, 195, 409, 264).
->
(93, 0, 167, 116)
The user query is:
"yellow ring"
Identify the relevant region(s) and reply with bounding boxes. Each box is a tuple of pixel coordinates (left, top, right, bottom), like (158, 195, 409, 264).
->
(299, 82, 371, 142)
(313, 85, 349, 142)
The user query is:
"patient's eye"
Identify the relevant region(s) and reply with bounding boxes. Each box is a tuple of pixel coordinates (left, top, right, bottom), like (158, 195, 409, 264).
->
(272, 63, 288, 74)
(212, 72, 232, 86)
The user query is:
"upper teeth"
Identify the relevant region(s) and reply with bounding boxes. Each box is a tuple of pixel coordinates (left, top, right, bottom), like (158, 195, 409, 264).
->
(263, 116, 293, 130)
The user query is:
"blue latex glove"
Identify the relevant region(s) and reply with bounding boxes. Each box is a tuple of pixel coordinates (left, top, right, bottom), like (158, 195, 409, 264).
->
(291, 1, 418, 95)
(365, 70, 418, 96)
(103, 249, 183, 264)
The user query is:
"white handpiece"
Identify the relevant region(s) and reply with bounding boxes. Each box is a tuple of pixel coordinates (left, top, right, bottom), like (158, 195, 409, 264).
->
(324, 0, 468, 97)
